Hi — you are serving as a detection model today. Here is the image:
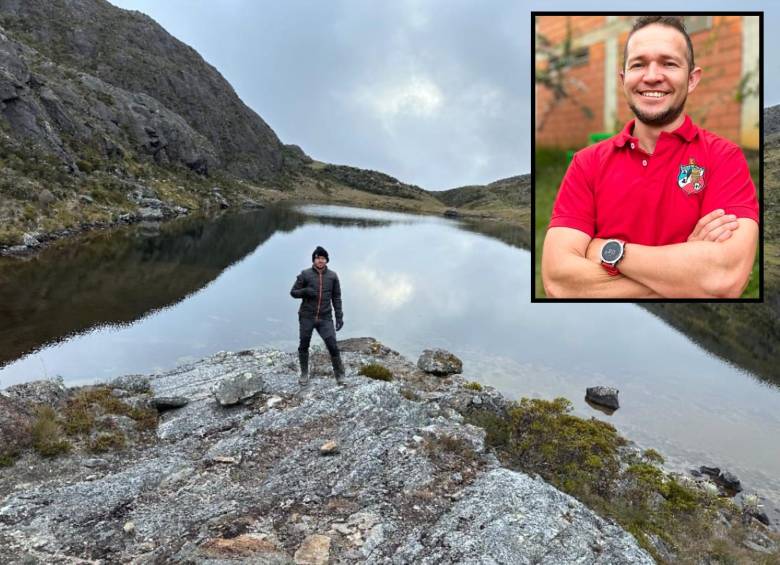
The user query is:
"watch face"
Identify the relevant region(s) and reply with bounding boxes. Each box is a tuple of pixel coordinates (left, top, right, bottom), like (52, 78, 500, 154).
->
(602, 241, 622, 262)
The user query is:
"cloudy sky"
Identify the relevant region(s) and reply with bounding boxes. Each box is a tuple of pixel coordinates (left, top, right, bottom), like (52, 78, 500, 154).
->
(109, 1, 778, 190)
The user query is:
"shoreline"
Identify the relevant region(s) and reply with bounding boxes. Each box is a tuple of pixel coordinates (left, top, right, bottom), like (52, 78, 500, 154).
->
(0, 339, 776, 562)
(0, 192, 528, 260)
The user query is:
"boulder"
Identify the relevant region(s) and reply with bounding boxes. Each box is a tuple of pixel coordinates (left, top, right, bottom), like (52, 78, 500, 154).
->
(3, 378, 68, 408)
(698, 466, 743, 495)
(137, 207, 164, 221)
(110, 374, 152, 394)
(213, 372, 265, 406)
(417, 349, 463, 376)
(747, 508, 771, 526)
(585, 386, 620, 410)
(719, 471, 742, 494)
(22, 233, 41, 247)
(0, 394, 32, 456)
(698, 466, 720, 478)
(37, 189, 56, 207)
(150, 396, 189, 411)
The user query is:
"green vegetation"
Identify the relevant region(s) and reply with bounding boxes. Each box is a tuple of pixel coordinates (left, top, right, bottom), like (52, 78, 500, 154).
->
(0, 385, 157, 466)
(88, 431, 126, 453)
(424, 433, 479, 469)
(534, 149, 570, 298)
(2, 385, 160, 461)
(0, 120, 249, 246)
(467, 397, 779, 563)
(95, 91, 115, 107)
(464, 381, 483, 391)
(63, 386, 158, 437)
(534, 148, 760, 299)
(0, 448, 21, 468)
(358, 363, 393, 382)
(31, 406, 72, 457)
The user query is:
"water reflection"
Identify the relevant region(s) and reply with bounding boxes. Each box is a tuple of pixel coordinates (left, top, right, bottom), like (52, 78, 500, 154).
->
(0, 206, 392, 368)
(0, 204, 779, 519)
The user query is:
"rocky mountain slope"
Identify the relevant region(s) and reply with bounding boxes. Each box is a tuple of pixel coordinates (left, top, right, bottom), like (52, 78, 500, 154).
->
(0, 0, 525, 253)
(437, 175, 530, 210)
(0, 0, 283, 180)
(0, 339, 654, 563)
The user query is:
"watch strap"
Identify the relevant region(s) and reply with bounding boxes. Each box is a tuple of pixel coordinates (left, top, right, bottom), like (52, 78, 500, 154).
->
(601, 262, 621, 276)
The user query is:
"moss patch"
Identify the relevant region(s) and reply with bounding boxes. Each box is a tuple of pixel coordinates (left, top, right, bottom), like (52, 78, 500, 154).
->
(63, 385, 157, 438)
(467, 397, 780, 563)
(88, 431, 126, 453)
(464, 381, 483, 391)
(358, 363, 393, 382)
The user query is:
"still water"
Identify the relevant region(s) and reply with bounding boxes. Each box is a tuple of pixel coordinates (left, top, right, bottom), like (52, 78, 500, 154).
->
(1, 204, 779, 516)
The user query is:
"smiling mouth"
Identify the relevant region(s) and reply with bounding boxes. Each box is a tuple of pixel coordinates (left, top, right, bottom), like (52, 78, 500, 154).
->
(639, 91, 669, 98)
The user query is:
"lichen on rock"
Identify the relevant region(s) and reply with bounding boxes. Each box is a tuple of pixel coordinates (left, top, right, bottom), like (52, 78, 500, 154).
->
(0, 339, 659, 563)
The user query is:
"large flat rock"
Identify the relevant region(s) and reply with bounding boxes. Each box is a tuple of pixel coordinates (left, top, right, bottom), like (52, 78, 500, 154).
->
(0, 340, 652, 563)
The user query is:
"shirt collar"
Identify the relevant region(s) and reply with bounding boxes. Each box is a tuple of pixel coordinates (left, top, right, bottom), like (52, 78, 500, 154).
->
(612, 114, 698, 148)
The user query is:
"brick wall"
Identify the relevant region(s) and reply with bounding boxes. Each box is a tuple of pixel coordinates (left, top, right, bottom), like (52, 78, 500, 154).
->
(536, 15, 747, 149)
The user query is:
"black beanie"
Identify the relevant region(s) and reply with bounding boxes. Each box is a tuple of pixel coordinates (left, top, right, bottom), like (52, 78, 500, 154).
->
(312, 246, 329, 262)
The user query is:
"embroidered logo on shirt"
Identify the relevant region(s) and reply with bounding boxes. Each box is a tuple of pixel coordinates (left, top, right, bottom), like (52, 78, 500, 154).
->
(677, 158, 706, 195)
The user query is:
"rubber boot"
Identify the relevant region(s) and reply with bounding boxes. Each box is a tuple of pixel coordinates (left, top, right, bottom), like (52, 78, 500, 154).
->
(331, 353, 345, 385)
(298, 349, 309, 386)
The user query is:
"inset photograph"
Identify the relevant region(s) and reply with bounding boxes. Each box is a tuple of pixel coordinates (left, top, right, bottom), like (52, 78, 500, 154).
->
(533, 14, 762, 300)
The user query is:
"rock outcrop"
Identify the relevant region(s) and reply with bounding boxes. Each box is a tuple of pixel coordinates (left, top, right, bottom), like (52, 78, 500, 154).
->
(417, 348, 463, 376)
(435, 174, 531, 209)
(0, 339, 653, 563)
(0, 0, 527, 255)
(0, 0, 283, 180)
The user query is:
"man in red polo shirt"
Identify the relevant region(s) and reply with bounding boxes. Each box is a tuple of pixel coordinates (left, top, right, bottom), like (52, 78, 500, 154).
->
(542, 15, 759, 298)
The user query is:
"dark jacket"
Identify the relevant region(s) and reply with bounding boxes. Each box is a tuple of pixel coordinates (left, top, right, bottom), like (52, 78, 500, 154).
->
(290, 266, 343, 323)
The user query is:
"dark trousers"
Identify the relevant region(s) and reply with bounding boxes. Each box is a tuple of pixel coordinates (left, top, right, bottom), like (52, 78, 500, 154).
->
(298, 316, 339, 356)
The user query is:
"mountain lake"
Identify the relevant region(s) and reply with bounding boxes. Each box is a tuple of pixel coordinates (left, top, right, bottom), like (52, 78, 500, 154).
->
(1, 203, 779, 519)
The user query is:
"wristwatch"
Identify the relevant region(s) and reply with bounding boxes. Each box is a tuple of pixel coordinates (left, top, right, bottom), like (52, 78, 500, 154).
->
(600, 239, 625, 276)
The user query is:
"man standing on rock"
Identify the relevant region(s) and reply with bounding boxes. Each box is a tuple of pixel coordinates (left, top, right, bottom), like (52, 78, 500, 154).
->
(290, 246, 345, 386)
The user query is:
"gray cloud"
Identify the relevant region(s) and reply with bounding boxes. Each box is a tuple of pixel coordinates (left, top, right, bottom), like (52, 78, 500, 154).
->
(109, 1, 775, 189)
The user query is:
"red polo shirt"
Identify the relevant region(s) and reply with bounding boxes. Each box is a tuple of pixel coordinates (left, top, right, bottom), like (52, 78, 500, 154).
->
(548, 115, 759, 245)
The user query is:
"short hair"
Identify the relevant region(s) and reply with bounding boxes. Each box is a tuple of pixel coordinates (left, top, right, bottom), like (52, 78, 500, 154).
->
(623, 16, 695, 72)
